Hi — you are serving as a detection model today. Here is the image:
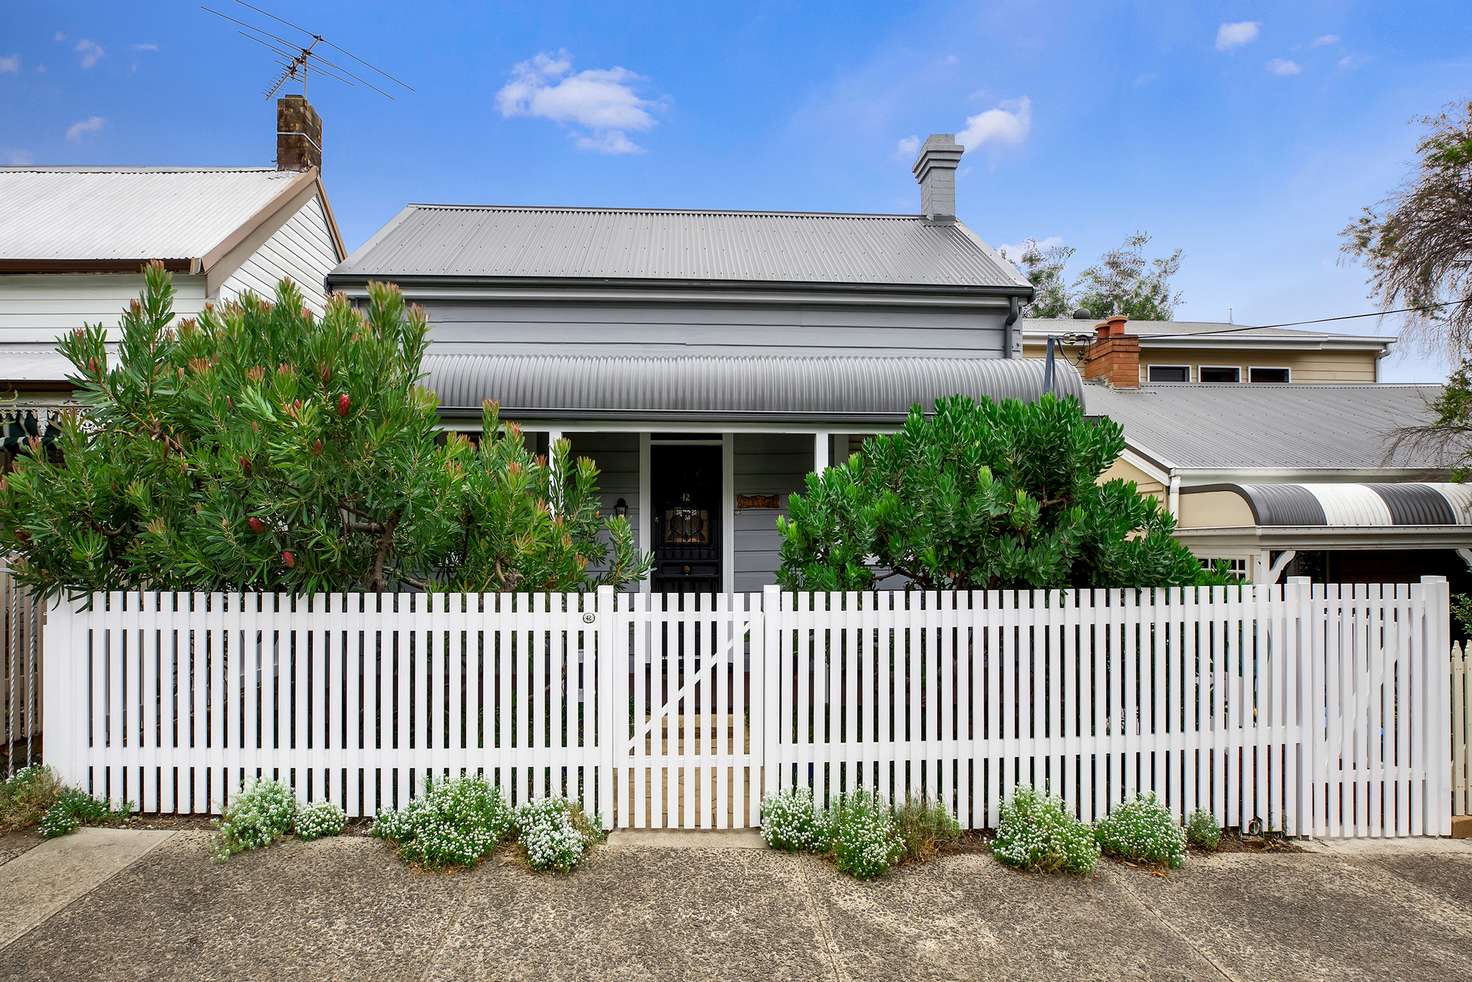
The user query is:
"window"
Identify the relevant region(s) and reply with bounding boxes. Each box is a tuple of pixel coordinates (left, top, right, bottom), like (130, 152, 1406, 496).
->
(1198, 366, 1241, 383)
(1200, 557, 1250, 578)
(1147, 364, 1190, 383)
(1249, 366, 1291, 383)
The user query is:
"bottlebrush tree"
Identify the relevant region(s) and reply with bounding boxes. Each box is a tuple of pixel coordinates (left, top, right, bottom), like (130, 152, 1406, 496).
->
(0, 263, 648, 598)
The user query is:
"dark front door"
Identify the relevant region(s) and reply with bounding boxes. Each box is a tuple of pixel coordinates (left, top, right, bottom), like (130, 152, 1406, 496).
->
(650, 442, 722, 594)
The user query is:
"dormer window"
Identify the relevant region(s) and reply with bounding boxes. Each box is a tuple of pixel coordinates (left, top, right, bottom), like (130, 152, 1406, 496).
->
(1199, 366, 1241, 383)
(1249, 367, 1291, 383)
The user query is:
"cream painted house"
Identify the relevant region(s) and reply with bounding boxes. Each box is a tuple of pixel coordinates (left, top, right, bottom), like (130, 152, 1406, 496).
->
(1023, 318, 1392, 384)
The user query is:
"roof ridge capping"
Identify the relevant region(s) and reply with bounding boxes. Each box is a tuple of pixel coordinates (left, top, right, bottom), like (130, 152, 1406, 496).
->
(404, 202, 928, 220)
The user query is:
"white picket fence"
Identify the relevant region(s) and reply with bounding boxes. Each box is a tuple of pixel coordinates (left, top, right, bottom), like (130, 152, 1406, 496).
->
(1451, 640, 1472, 816)
(41, 577, 1452, 838)
(1, 559, 43, 776)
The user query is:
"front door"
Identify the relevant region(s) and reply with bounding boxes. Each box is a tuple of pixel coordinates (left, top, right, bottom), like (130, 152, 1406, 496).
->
(650, 442, 722, 594)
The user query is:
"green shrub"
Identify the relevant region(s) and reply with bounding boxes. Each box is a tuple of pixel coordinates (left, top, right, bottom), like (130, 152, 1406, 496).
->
(992, 786, 1099, 875)
(514, 798, 596, 874)
(1095, 793, 1187, 869)
(211, 778, 298, 860)
(0, 765, 64, 833)
(829, 792, 904, 880)
(759, 787, 832, 853)
(893, 795, 962, 863)
(372, 776, 512, 868)
(37, 787, 129, 839)
(1184, 809, 1222, 851)
(294, 801, 347, 841)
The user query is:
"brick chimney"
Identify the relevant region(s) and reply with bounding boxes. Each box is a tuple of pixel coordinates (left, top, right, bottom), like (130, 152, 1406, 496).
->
(911, 134, 963, 220)
(276, 95, 322, 171)
(1081, 315, 1141, 388)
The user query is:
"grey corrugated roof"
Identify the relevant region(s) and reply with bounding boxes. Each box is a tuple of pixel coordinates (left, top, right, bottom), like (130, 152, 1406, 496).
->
(421, 353, 1079, 421)
(332, 205, 1030, 290)
(1022, 318, 1392, 349)
(0, 167, 307, 262)
(1087, 382, 1451, 471)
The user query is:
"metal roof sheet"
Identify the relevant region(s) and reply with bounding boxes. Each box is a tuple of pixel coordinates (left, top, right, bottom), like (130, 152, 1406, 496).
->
(420, 353, 1080, 420)
(332, 205, 1029, 290)
(0, 167, 303, 262)
(1193, 483, 1472, 528)
(1086, 382, 1451, 471)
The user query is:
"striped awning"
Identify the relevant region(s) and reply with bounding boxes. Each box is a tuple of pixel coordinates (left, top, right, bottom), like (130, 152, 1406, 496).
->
(1196, 483, 1472, 528)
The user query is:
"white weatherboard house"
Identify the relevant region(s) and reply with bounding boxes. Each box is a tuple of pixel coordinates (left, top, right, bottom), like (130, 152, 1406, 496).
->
(328, 134, 1082, 593)
(0, 96, 345, 459)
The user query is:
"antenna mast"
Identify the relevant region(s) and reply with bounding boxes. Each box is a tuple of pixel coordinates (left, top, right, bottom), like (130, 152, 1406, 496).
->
(202, 0, 413, 101)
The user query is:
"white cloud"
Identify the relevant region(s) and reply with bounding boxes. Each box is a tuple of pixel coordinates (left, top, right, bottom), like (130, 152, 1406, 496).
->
(75, 39, 104, 69)
(895, 134, 919, 159)
(53, 31, 66, 42)
(496, 50, 662, 154)
(1338, 54, 1366, 70)
(0, 55, 19, 74)
(1216, 21, 1260, 51)
(130, 42, 160, 52)
(1266, 58, 1302, 76)
(65, 115, 104, 143)
(997, 235, 1063, 262)
(1311, 34, 1339, 47)
(574, 130, 642, 155)
(1132, 72, 1158, 87)
(957, 97, 1031, 152)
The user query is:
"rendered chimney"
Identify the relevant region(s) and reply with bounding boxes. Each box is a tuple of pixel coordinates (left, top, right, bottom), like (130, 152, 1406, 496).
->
(1082, 315, 1141, 388)
(911, 133, 964, 220)
(276, 95, 322, 171)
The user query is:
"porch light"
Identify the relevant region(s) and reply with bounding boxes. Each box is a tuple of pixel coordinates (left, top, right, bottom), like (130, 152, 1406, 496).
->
(614, 498, 628, 518)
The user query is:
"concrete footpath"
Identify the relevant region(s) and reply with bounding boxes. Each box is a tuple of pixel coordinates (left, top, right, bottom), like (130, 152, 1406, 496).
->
(2, 829, 1472, 981)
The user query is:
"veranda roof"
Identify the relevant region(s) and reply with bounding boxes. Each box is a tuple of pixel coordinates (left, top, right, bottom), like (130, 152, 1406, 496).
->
(420, 353, 1083, 423)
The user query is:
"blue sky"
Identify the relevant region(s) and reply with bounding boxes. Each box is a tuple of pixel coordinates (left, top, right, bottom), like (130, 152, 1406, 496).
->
(3, 1, 1469, 381)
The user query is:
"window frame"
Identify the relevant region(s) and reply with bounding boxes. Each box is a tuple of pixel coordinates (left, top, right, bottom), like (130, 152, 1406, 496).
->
(1145, 364, 1192, 384)
(1197, 364, 1243, 384)
(1248, 365, 1292, 384)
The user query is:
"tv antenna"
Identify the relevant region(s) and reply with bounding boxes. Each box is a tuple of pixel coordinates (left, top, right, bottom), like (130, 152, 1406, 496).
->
(201, 0, 413, 101)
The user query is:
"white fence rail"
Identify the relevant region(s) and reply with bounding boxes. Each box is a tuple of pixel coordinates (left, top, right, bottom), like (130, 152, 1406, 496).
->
(42, 577, 1451, 838)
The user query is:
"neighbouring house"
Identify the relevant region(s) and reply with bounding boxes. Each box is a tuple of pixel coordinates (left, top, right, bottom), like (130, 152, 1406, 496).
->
(1023, 317, 1394, 384)
(328, 133, 1080, 593)
(0, 96, 345, 466)
(1074, 317, 1468, 589)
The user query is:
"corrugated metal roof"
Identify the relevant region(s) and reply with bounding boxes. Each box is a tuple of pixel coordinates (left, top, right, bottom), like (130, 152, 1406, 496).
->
(1022, 318, 1392, 348)
(1191, 483, 1472, 527)
(0, 167, 303, 261)
(1086, 382, 1451, 471)
(421, 353, 1079, 420)
(332, 205, 1030, 290)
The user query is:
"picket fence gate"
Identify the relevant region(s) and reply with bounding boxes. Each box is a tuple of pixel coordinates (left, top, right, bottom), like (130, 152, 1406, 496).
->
(42, 577, 1452, 838)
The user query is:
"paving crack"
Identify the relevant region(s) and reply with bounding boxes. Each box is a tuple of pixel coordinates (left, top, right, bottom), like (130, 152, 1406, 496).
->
(797, 857, 847, 982)
(1110, 867, 1238, 982)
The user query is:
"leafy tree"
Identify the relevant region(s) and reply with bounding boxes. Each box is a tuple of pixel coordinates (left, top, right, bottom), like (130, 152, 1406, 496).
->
(776, 394, 1221, 591)
(1073, 232, 1183, 321)
(0, 263, 649, 599)
(1341, 101, 1472, 352)
(1015, 239, 1075, 318)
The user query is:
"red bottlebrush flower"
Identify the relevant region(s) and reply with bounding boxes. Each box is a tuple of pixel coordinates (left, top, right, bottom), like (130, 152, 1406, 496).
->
(281, 550, 295, 568)
(240, 456, 252, 475)
(319, 364, 331, 386)
(14, 530, 29, 544)
(337, 393, 350, 417)
(87, 358, 98, 374)
(312, 438, 323, 455)
(248, 517, 265, 534)
(247, 366, 265, 383)
(72, 328, 84, 340)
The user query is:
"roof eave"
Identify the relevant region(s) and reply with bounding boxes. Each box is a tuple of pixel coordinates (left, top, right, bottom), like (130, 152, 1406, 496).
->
(0, 258, 196, 274)
(326, 272, 1031, 300)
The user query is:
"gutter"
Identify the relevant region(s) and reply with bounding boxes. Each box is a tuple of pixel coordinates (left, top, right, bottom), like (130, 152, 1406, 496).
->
(1003, 296, 1022, 359)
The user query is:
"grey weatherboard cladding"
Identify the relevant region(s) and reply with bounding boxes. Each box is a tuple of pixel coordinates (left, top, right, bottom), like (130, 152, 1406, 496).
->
(421, 353, 1082, 421)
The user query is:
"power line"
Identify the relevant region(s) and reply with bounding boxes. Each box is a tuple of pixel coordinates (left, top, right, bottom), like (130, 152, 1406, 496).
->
(1052, 297, 1471, 343)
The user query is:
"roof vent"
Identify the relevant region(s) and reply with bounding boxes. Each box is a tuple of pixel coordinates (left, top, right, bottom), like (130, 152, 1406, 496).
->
(911, 134, 963, 220)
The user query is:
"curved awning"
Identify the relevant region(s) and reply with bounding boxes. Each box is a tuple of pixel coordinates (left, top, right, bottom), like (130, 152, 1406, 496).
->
(1186, 483, 1472, 528)
(420, 353, 1083, 423)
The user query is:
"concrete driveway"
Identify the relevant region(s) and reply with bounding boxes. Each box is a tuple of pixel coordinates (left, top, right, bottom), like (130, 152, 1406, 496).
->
(2, 828, 1471, 980)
